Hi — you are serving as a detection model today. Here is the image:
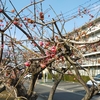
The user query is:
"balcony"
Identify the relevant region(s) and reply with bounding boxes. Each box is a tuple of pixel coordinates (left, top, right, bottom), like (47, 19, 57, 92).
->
(83, 51, 100, 57)
(81, 64, 100, 67)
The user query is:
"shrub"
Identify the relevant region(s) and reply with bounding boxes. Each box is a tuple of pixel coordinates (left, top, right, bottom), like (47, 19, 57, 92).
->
(48, 73, 90, 83)
(63, 74, 90, 83)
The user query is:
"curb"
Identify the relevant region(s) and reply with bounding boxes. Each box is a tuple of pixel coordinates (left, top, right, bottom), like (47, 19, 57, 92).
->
(37, 94, 48, 100)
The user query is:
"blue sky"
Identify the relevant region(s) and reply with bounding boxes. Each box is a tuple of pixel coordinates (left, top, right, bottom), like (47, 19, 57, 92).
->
(9, 0, 95, 14)
(0, 0, 99, 49)
(7, 0, 100, 33)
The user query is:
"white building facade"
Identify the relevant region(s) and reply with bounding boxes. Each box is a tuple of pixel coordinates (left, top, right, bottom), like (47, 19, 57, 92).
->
(68, 17, 100, 76)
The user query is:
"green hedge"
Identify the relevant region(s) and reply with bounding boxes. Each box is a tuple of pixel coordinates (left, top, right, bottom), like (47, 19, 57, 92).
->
(48, 73, 52, 79)
(48, 73, 90, 83)
(63, 74, 90, 83)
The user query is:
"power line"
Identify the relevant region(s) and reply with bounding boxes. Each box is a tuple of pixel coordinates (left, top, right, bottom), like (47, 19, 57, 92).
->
(55, 0, 100, 23)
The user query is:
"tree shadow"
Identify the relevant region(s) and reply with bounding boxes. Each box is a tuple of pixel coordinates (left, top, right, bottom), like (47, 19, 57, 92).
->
(41, 91, 84, 100)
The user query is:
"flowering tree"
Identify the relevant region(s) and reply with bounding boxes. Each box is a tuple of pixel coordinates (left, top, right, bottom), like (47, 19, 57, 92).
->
(0, 0, 100, 100)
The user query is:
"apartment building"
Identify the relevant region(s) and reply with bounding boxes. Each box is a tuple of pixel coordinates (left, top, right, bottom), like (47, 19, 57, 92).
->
(68, 17, 100, 76)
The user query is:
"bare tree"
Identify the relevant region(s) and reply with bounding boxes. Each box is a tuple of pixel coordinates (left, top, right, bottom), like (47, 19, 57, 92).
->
(0, 0, 100, 100)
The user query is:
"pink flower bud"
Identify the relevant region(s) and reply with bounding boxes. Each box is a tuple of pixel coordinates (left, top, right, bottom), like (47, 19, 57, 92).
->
(39, 41, 44, 46)
(0, 9, 3, 12)
(40, 63, 46, 68)
(51, 46, 57, 53)
(13, 21, 19, 25)
(45, 42, 50, 46)
(24, 61, 31, 67)
(33, 43, 37, 47)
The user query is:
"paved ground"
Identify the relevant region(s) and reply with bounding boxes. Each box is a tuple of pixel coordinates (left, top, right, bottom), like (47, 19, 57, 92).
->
(36, 79, 100, 100)
(37, 96, 47, 100)
(36, 79, 84, 100)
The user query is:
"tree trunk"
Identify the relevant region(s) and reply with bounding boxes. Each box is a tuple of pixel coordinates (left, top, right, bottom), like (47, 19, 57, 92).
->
(73, 65, 94, 100)
(27, 73, 38, 99)
(16, 83, 27, 97)
(82, 93, 92, 100)
(48, 74, 63, 100)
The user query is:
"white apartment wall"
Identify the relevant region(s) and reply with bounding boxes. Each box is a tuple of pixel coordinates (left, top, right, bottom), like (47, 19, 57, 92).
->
(71, 68, 100, 76)
(43, 19, 100, 77)
(69, 18, 100, 76)
(88, 32, 100, 42)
